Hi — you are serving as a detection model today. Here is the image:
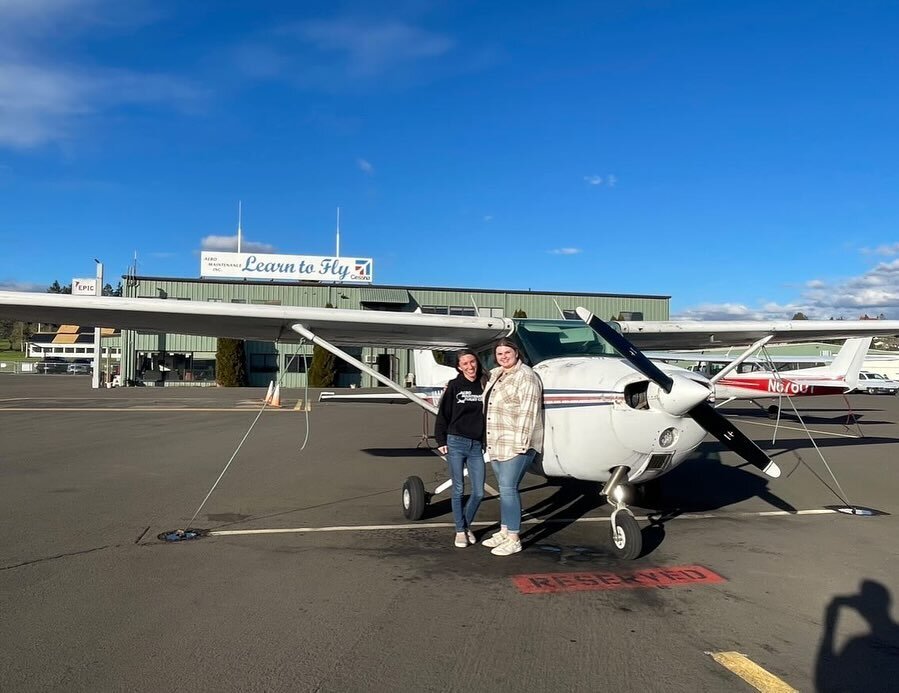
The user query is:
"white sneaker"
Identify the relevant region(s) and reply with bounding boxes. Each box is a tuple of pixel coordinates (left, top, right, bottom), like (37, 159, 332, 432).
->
(482, 531, 508, 548)
(491, 538, 522, 556)
(454, 532, 468, 548)
(467, 530, 476, 545)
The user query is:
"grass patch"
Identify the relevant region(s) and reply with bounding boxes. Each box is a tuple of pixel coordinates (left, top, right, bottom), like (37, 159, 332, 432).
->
(0, 350, 30, 362)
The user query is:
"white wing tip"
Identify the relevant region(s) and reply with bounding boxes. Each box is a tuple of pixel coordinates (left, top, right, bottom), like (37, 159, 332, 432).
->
(763, 461, 781, 479)
(575, 307, 592, 322)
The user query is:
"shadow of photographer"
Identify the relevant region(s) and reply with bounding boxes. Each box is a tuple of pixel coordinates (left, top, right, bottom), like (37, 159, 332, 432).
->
(815, 579, 899, 692)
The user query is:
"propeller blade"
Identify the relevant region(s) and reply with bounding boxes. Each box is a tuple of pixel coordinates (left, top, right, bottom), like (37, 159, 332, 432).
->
(688, 401, 781, 478)
(576, 307, 674, 393)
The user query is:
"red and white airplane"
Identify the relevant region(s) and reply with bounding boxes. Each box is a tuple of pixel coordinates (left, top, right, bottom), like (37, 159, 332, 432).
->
(650, 337, 871, 413)
(3, 289, 899, 559)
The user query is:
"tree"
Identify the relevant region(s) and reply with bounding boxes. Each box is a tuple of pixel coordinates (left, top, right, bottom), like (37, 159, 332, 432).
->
(308, 344, 337, 387)
(103, 281, 123, 297)
(215, 338, 248, 386)
(512, 309, 527, 318)
(308, 302, 338, 387)
(791, 312, 808, 320)
(47, 281, 71, 294)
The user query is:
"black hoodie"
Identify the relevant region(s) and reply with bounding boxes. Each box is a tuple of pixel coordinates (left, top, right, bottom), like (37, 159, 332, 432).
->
(434, 373, 485, 447)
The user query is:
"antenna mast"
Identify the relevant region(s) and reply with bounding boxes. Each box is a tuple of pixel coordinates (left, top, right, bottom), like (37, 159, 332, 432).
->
(237, 201, 243, 253)
(335, 207, 341, 258)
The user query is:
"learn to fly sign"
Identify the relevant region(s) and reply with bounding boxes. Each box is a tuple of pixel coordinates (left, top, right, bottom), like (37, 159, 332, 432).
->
(200, 252, 373, 283)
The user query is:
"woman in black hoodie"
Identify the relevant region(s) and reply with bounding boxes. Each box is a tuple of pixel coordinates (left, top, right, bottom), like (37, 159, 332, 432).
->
(434, 349, 487, 548)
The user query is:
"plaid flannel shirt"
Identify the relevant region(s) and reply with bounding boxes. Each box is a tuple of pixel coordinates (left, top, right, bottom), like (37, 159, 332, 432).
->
(483, 361, 544, 462)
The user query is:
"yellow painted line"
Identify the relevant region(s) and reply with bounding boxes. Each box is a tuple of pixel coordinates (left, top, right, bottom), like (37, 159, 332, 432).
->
(707, 651, 797, 692)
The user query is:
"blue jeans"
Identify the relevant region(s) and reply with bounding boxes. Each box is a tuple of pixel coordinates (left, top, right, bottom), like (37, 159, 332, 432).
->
(491, 449, 537, 534)
(445, 434, 486, 531)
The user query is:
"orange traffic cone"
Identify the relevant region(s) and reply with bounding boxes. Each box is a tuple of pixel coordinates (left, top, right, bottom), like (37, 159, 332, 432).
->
(269, 383, 282, 408)
(263, 380, 274, 404)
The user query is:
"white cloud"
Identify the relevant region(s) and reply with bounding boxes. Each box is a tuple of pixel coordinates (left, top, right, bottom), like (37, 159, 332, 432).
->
(548, 248, 582, 255)
(861, 242, 899, 256)
(286, 18, 453, 79)
(0, 1, 201, 149)
(200, 235, 276, 254)
(357, 158, 374, 175)
(584, 174, 617, 187)
(0, 278, 45, 292)
(676, 259, 899, 320)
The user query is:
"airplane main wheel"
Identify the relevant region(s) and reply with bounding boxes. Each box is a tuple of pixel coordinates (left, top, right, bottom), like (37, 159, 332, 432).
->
(402, 476, 427, 520)
(767, 405, 780, 419)
(610, 512, 642, 560)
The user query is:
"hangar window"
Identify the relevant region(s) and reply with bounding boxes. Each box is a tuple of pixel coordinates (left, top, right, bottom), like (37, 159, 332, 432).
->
(251, 299, 282, 305)
(250, 354, 279, 373)
(449, 306, 476, 317)
(231, 299, 246, 304)
(284, 355, 310, 373)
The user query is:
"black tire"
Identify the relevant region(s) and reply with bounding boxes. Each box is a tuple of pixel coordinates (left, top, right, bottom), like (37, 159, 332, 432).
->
(402, 476, 427, 520)
(610, 512, 642, 560)
(767, 405, 780, 419)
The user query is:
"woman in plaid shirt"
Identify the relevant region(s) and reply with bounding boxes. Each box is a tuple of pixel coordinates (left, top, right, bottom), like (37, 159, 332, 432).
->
(481, 338, 544, 556)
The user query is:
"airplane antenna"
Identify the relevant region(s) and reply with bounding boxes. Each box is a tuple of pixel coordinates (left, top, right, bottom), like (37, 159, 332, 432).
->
(237, 201, 243, 254)
(470, 296, 481, 317)
(335, 207, 340, 258)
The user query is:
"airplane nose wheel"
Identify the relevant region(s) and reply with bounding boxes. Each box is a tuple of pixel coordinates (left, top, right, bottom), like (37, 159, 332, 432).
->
(610, 504, 642, 560)
(402, 476, 428, 520)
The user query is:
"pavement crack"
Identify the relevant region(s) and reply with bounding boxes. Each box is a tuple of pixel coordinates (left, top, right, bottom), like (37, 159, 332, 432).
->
(1, 544, 114, 571)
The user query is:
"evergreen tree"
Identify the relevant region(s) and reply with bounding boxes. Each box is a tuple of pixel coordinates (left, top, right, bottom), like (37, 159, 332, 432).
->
(791, 312, 808, 320)
(47, 281, 72, 294)
(215, 338, 248, 386)
(103, 282, 123, 297)
(308, 303, 338, 387)
(512, 308, 527, 318)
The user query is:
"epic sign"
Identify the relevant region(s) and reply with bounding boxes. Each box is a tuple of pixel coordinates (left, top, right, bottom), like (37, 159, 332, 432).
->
(200, 252, 373, 283)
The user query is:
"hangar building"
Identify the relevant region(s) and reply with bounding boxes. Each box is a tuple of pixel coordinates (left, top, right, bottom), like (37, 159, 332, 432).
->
(120, 275, 670, 387)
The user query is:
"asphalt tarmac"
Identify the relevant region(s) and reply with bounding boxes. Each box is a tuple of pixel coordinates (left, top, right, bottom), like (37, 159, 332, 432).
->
(2, 376, 898, 692)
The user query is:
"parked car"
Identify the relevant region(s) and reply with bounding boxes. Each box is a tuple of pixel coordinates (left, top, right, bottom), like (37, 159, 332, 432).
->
(34, 361, 69, 374)
(66, 363, 92, 375)
(852, 371, 899, 395)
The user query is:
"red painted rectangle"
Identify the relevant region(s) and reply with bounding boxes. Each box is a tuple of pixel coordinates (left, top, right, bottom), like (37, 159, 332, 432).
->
(511, 564, 726, 594)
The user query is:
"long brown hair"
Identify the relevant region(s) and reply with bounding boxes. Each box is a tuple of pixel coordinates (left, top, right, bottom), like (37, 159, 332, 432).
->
(456, 349, 487, 387)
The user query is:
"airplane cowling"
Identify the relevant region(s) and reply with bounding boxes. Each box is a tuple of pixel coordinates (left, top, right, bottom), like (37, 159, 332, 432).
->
(533, 359, 707, 483)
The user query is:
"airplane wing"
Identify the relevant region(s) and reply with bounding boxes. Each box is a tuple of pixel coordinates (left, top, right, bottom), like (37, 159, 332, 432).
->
(0, 291, 512, 350)
(644, 351, 835, 364)
(619, 320, 899, 349)
(3, 291, 899, 351)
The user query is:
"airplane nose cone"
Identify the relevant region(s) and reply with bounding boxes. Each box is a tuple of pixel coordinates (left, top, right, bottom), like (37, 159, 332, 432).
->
(648, 375, 712, 416)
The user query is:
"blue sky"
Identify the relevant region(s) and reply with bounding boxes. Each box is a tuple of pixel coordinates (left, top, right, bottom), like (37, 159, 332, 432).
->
(1, 0, 898, 319)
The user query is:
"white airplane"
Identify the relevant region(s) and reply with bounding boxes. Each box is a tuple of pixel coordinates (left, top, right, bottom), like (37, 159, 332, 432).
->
(649, 337, 871, 417)
(4, 289, 899, 559)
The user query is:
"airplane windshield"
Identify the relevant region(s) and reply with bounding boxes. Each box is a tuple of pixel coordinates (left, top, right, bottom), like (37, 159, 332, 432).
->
(513, 319, 622, 365)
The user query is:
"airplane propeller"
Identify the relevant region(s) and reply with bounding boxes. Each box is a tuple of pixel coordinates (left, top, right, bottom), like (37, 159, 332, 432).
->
(576, 308, 781, 479)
